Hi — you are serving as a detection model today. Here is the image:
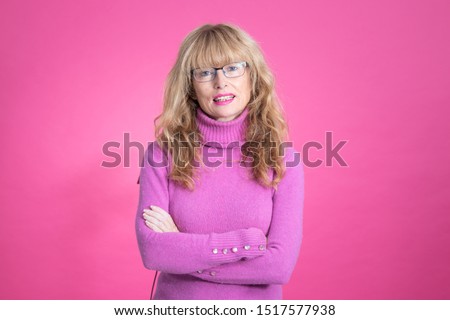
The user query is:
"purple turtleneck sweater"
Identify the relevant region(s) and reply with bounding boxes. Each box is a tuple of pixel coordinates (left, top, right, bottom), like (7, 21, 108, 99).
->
(135, 106, 304, 300)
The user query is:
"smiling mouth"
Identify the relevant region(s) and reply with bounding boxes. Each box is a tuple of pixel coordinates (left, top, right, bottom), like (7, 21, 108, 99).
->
(213, 95, 235, 102)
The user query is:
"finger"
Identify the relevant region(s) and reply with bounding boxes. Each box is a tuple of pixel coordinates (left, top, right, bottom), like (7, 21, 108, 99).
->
(143, 213, 157, 225)
(145, 219, 162, 232)
(145, 210, 174, 231)
(145, 220, 163, 233)
(144, 214, 167, 230)
(143, 211, 164, 227)
(143, 212, 156, 222)
(144, 208, 177, 232)
(150, 205, 170, 217)
(145, 209, 167, 222)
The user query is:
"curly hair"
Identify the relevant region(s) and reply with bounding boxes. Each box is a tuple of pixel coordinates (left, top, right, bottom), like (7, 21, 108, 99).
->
(153, 23, 291, 191)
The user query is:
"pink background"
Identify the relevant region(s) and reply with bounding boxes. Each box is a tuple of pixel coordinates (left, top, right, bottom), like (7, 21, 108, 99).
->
(1, 0, 449, 299)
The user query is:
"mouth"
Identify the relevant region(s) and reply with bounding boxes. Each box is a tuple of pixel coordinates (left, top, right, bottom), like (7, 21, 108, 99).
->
(213, 94, 235, 103)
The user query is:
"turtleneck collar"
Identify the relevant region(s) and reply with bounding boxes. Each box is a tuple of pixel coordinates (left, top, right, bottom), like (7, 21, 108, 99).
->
(195, 106, 249, 148)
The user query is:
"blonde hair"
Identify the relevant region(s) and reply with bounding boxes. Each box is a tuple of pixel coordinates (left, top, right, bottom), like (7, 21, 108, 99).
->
(154, 23, 290, 191)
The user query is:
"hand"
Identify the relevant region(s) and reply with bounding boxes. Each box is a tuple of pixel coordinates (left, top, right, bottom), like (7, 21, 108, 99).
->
(142, 205, 180, 233)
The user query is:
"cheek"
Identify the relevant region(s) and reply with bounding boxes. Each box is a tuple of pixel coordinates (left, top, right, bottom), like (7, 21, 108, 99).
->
(199, 94, 211, 106)
(194, 85, 210, 102)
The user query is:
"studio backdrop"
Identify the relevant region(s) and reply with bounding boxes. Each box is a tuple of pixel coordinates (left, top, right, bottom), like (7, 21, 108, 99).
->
(1, 0, 449, 299)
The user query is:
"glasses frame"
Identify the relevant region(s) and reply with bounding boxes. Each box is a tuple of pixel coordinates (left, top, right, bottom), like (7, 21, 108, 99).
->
(191, 61, 249, 82)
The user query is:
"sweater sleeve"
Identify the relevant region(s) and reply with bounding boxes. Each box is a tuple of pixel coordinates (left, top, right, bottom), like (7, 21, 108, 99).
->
(135, 142, 267, 274)
(187, 147, 304, 285)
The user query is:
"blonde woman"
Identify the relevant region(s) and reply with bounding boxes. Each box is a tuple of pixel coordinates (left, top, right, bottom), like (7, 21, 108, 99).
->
(135, 23, 304, 300)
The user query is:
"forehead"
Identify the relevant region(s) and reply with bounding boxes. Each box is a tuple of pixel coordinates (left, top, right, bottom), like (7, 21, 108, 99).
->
(189, 36, 248, 68)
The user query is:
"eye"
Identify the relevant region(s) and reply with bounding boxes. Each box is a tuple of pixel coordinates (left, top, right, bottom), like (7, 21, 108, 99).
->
(225, 65, 239, 72)
(195, 69, 214, 78)
(200, 70, 212, 76)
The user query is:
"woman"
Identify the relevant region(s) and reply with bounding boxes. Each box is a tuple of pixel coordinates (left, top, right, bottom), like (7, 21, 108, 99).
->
(135, 23, 304, 300)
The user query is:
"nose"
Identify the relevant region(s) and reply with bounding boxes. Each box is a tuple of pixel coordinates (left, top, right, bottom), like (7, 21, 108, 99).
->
(213, 70, 227, 89)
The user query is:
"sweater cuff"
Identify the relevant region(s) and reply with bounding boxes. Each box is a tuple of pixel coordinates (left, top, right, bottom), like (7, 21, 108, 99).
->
(204, 227, 267, 265)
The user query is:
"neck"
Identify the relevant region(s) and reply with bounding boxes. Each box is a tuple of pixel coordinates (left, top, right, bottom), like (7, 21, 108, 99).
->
(195, 107, 249, 148)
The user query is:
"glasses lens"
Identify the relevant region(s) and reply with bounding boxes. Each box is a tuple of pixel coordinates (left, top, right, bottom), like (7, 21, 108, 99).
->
(224, 62, 246, 78)
(194, 68, 215, 82)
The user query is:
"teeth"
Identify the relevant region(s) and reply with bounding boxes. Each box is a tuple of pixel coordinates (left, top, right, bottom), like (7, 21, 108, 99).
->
(214, 95, 234, 102)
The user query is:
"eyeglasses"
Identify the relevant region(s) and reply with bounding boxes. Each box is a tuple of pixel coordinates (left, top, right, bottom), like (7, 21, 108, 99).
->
(191, 61, 248, 82)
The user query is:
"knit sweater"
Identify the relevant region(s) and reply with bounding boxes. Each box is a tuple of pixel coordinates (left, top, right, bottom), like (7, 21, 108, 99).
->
(135, 106, 304, 300)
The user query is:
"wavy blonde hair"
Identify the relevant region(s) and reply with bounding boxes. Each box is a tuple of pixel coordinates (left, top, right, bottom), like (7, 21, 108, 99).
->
(154, 23, 290, 191)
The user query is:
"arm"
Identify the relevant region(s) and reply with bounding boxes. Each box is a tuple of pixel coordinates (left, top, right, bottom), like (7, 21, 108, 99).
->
(187, 147, 304, 285)
(135, 142, 267, 274)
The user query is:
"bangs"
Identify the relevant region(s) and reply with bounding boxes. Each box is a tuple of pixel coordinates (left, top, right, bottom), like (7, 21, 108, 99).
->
(187, 29, 249, 69)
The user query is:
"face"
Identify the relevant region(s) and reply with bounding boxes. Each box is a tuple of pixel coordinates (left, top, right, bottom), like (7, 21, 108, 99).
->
(192, 63, 252, 122)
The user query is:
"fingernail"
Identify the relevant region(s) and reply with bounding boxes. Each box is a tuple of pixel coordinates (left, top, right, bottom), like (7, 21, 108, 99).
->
(143, 209, 151, 213)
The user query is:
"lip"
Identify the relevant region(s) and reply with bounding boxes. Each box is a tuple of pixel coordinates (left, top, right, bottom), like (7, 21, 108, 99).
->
(213, 93, 236, 106)
(213, 93, 235, 99)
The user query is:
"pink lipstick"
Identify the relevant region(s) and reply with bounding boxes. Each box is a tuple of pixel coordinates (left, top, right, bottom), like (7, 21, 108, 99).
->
(213, 93, 235, 106)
